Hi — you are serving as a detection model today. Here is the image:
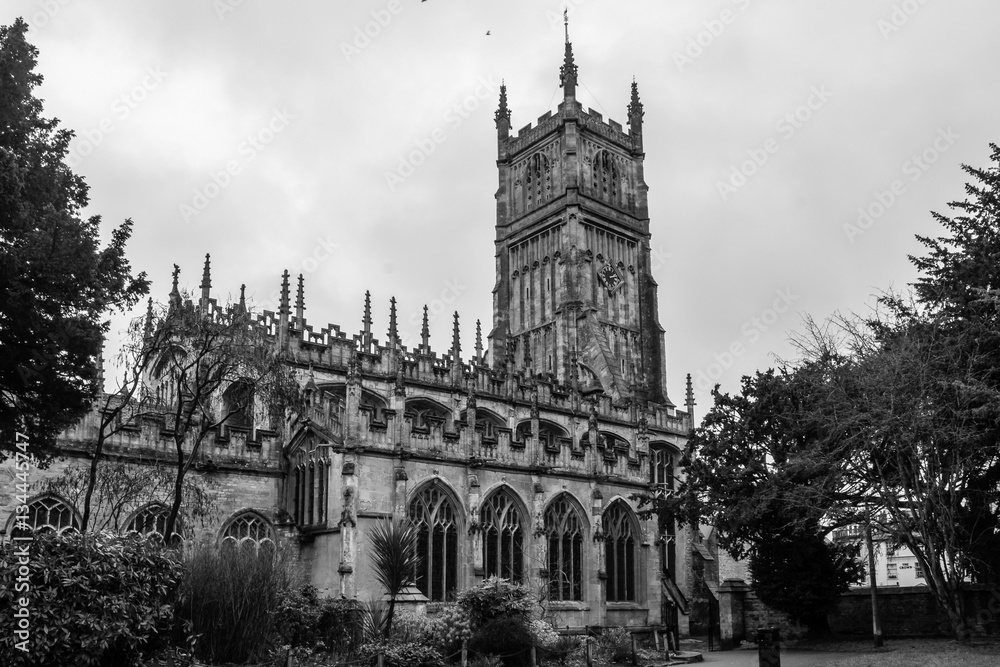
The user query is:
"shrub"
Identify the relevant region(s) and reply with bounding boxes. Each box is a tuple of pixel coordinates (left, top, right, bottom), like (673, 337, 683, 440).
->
(596, 626, 633, 663)
(424, 605, 472, 659)
(543, 635, 581, 665)
(359, 640, 442, 667)
(457, 576, 535, 628)
(176, 540, 295, 663)
(272, 585, 361, 653)
(468, 616, 533, 667)
(0, 530, 182, 667)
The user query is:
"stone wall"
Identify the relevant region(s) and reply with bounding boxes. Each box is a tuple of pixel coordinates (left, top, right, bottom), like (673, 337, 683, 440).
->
(830, 586, 1000, 637)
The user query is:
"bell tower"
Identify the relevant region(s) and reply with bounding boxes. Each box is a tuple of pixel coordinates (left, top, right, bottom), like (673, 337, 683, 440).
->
(489, 22, 672, 406)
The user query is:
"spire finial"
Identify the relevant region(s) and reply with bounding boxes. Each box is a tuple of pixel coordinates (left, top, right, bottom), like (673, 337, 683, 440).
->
(388, 297, 399, 346)
(475, 319, 483, 366)
(238, 284, 246, 311)
(420, 305, 430, 354)
(143, 297, 154, 340)
(628, 77, 644, 137)
(279, 270, 290, 316)
(685, 372, 696, 420)
(451, 311, 461, 358)
(362, 290, 372, 351)
(169, 264, 181, 308)
(295, 274, 305, 323)
(564, 8, 569, 44)
(495, 80, 511, 132)
(559, 20, 578, 100)
(200, 253, 211, 291)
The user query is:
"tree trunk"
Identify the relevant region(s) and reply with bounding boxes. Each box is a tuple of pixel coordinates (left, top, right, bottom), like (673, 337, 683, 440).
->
(865, 522, 883, 647)
(80, 430, 106, 533)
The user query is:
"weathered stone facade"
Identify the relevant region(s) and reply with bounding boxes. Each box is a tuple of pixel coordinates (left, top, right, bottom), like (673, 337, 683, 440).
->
(1, 39, 693, 633)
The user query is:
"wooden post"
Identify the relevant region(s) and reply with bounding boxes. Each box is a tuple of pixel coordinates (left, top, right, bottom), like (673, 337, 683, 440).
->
(377, 651, 384, 667)
(530, 644, 537, 666)
(285, 648, 293, 667)
(585, 627, 593, 667)
(462, 639, 468, 667)
(631, 632, 638, 665)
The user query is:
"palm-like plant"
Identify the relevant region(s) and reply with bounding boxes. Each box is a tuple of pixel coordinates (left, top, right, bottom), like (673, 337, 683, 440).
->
(369, 517, 420, 638)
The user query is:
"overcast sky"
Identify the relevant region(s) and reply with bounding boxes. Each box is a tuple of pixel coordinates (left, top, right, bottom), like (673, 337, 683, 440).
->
(8, 0, 1000, 415)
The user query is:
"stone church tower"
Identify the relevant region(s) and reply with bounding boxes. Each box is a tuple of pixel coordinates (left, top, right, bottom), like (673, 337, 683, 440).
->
(489, 31, 670, 408)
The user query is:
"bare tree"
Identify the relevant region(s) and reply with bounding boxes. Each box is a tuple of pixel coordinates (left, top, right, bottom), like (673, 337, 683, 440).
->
(146, 294, 300, 539)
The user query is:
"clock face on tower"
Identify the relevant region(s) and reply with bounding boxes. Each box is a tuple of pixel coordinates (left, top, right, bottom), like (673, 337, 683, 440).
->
(598, 262, 623, 294)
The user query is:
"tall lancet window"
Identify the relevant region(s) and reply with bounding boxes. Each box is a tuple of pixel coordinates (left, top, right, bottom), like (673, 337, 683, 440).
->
(604, 501, 637, 602)
(592, 150, 620, 205)
(545, 495, 584, 601)
(409, 485, 459, 601)
(481, 489, 524, 583)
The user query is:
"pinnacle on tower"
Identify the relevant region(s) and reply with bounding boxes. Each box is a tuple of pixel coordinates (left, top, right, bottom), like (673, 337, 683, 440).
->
(361, 290, 373, 352)
(199, 253, 212, 311)
(238, 284, 246, 312)
(628, 77, 644, 138)
(278, 270, 291, 316)
(495, 80, 511, 139)
(559, 9, 578, 100)
(420, 305, 430, 354)
(143, 297, 154, 340)
(169, 264, 181, 309)
(387, 297, 399, 346)
(295, 274, 305, 323)
(451, 311, 461, 358)
(475, 319, 483, 366)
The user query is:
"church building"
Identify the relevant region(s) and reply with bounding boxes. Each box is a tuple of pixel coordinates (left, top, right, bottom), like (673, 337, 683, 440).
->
(1, 33, 695, 634)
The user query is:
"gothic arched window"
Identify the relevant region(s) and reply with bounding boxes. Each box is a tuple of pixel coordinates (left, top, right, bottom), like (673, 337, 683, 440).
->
(650, 444, 674, 488)
(545, 495, 584, 601)
(592, 150, 620, 205)
(481, 489, 524, 583)
(10, 496, 79, 538)
(409, 484, 459, 601)
(221, 511, 275, 556)
(223, 379, 254, 435)
(525, 153, 550, 209)
(127, 503, 180, 542)
(604, 501, 637, 602)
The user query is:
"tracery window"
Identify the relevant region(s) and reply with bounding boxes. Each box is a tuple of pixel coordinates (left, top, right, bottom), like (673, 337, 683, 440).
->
(650, 445, 674, 488)
(127, 503, 180, 542)
(545, 495, 584, 601)
(10, 496, 79, 538)
(221, 512, 275, 556)
(409, 485, 459, 601)
(223, 379, 254, 435)
(481, 489, 524, 583)
(592, 150, 620, 204)
(604, 501, 637, 602)
(525, 153, 550, 209)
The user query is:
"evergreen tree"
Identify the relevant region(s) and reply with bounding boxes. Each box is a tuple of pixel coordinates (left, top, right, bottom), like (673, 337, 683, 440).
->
(0, 18, 148, 460)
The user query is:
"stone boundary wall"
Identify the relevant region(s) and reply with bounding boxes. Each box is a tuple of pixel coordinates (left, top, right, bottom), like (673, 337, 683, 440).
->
(830, 585, 1000, 637)
(715, 581, 1000, 648)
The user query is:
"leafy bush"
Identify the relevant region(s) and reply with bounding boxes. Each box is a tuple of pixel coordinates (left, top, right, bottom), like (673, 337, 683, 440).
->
(528, 619, 559, 648)
(543, 635, 581, 665)
(176, 540, 294, 663)
(596, 626, 633, 663)
(457, 576, 535, 627)
(469, 655, 503, 667)
(468, 616, 533, 667)
(359, 640, 442, 667)
(0, 530, 182, 667)
(272, 585, 361, 653)
(424, 605, 472, 658)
